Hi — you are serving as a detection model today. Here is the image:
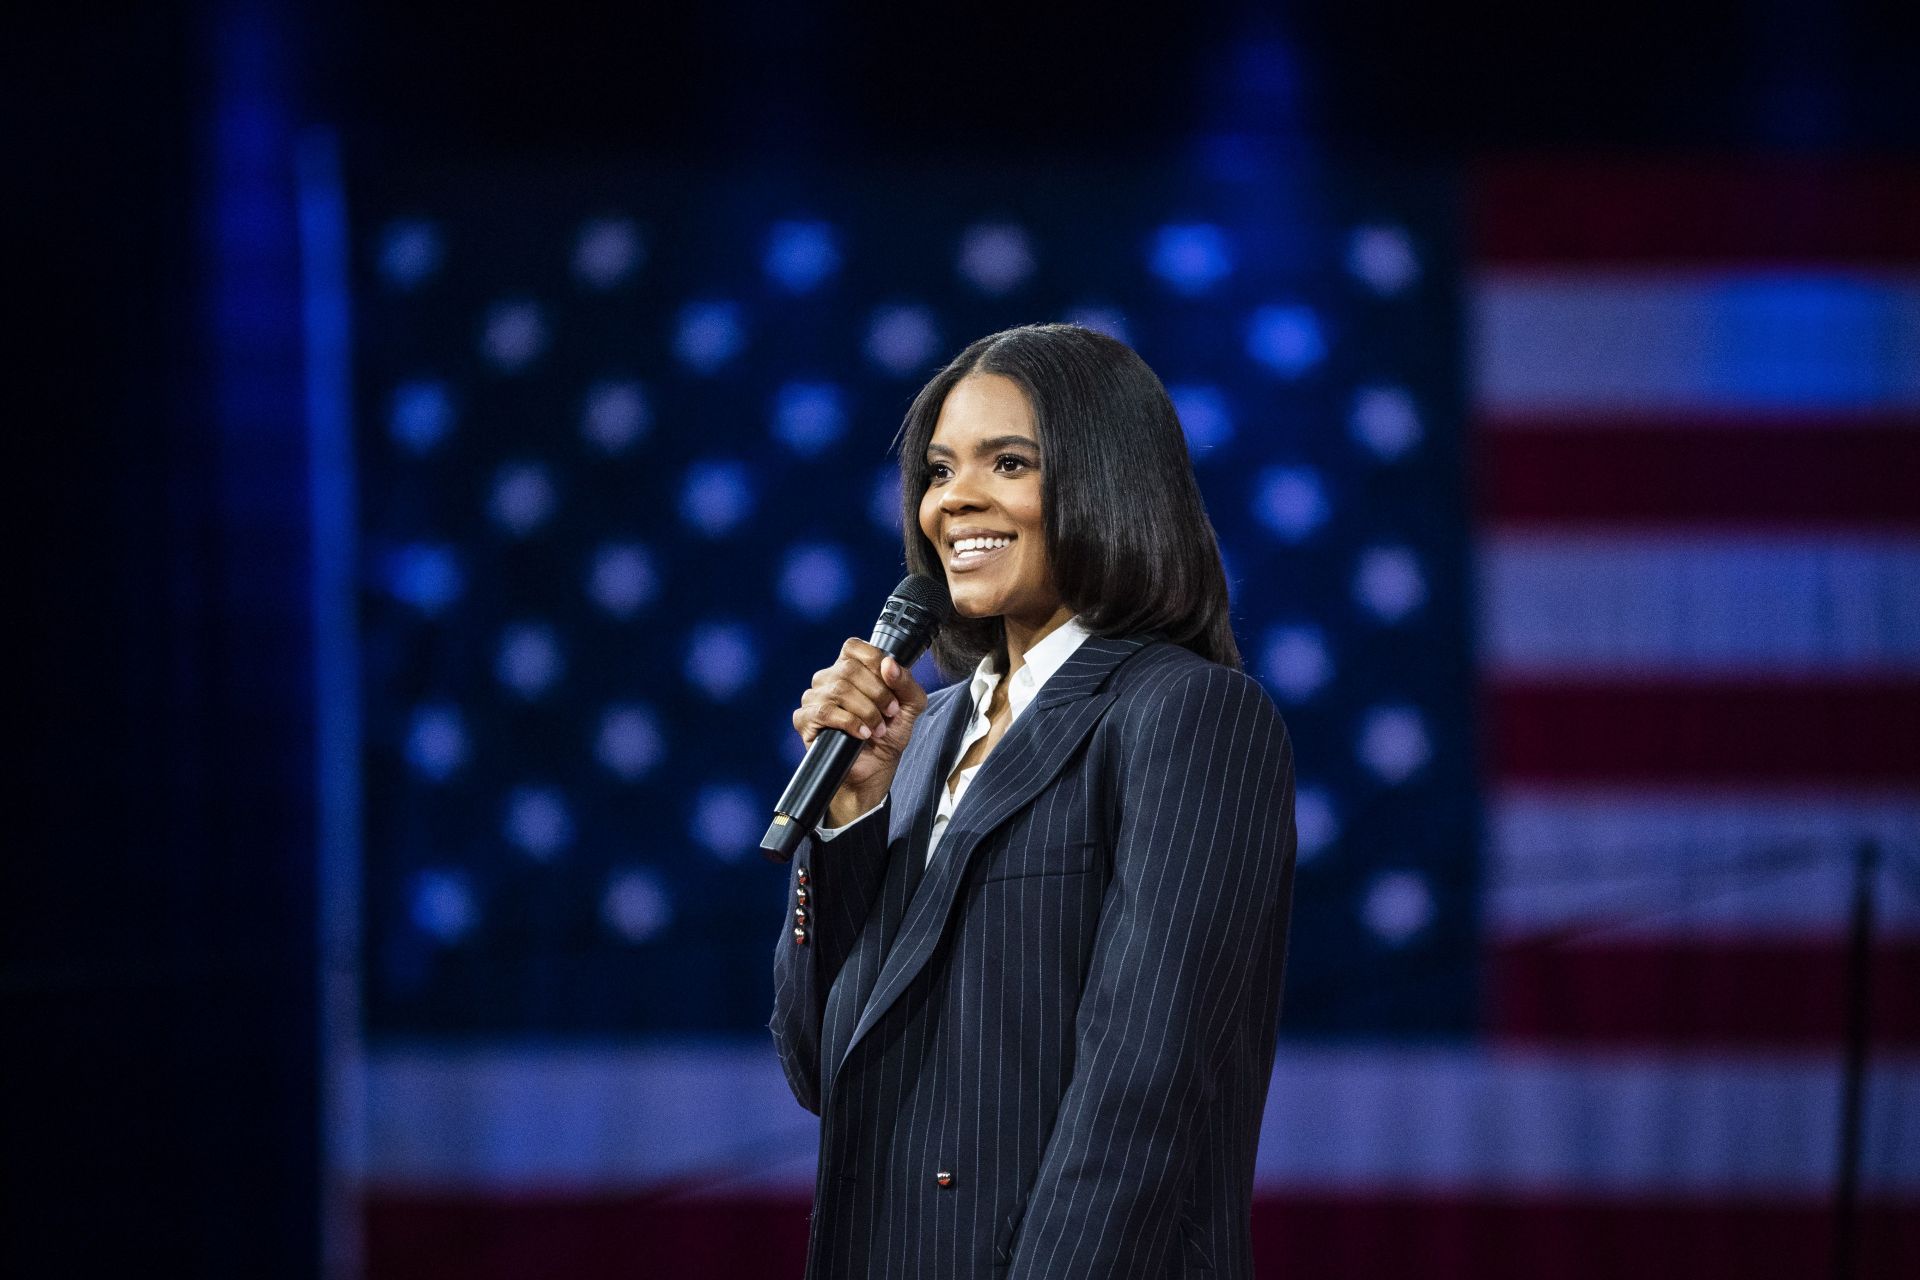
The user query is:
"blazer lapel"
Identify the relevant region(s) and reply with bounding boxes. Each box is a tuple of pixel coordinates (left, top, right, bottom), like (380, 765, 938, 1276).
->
(885, 684, 973, 927)
(817, 681, 970, 1103)
(837, 632, 1149, 1068)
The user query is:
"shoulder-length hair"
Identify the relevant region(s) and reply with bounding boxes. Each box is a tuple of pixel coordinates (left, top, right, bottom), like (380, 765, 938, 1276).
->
(893, 322, 1241, 680)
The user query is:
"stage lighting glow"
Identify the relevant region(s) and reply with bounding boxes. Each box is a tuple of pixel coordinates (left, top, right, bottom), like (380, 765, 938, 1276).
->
(679, 460, 754, 536)
(777, 543, 853, 620)
(1292, 786, 1338, 862)
(865, 305, 938, 375)
(1261, 624, 1334, 702)
(406, 705, 469, 781)
(1358, 705, 1431, 784)
(957, 223, 1036, 295)
(573, 216, 645, 289)
(378, 218, 443, 289)
(595, 704, 665, 781)
(1169, 384, 1233, 453)
(1363, 870, 1436, 946)
(490, 462, 557, 537)
(1354, 546, 1427, 622)
(410, 869, 478, 944)
(1348, 224, 1421, 296)
(869, 465, 902, 534)
(1254, 466, 1330, 542)
(581, 380, 651, 454)
(1149, 223, 1233, 295)
(380, 543, 464, 614)
(764, 220, 841, 293)
(480, 299, 549, 371)
(771, 381, 847, 456)
(504, 786, 574, 860)
(1246, 303, 1326, 377)
(674, 300, 745, 373)
(1350, 385, 1422, 459)
(691, 783, 760, 860)
(496, 622, 564, 698)
(603, 868, 674, 943)
(587, 543, 659, 618)
(390, 380, 454, 453)
(684, 622, 758, 701)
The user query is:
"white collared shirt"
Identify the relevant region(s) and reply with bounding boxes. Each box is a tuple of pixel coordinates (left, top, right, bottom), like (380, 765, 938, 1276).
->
(816, 615, 1092, 866)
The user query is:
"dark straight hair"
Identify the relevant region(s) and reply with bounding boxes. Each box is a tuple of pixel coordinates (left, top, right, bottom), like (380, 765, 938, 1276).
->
(893, 322, 1241, 680)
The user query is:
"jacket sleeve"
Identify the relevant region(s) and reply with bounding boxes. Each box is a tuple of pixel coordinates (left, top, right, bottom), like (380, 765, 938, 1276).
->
(769, 793, 894, 1115)
(1007, 665, 1296, 1278)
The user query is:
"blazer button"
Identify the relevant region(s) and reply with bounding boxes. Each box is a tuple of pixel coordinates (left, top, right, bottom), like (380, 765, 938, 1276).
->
(796, 886, 809, 904)
(792, 926, 809, 946)
(796, 867, 809, 886)
(935, 1170, 953, 1187)
(794, 907, 808, 924)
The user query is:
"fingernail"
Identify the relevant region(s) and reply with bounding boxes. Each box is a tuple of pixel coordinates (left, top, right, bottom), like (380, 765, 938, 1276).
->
(887, 699, 900, 717)
(858, 724, 871, 738)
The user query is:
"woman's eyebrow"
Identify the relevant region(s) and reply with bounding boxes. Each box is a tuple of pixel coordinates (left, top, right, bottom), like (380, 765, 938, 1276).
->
(925, 434, 1040, 458)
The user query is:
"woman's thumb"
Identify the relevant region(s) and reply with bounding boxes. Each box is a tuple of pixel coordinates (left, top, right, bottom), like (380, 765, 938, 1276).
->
(884, 655, 929, 712)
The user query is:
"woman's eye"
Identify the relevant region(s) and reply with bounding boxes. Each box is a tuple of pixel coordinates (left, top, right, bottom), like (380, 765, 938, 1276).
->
(927, 463, 950, 481)
(995, 455, 1034, 473)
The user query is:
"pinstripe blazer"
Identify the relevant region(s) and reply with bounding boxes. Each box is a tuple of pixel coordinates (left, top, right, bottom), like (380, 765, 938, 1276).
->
(771, 632, 1296, 1279)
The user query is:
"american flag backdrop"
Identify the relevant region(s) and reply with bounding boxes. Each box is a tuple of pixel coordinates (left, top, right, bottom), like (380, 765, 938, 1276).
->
(328, 161, 1920, 1278)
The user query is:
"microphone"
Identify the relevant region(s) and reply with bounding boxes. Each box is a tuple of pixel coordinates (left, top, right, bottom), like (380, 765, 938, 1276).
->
(760, 573, 952, 862)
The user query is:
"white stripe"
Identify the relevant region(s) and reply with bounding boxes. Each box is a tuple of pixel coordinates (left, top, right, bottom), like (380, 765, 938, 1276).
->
(358, 1042, 819, 1190)
(1481, 533, 1920, 676)
(1475, 271, 1920, 413)
(1488, 787, 1920, 939)
(358, 1044, 1920, 1197)
(1257, 1045, 1918, 1196)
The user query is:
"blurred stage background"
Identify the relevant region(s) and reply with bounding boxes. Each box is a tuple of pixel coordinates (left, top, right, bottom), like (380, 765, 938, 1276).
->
(10, 3, 1919, 1278)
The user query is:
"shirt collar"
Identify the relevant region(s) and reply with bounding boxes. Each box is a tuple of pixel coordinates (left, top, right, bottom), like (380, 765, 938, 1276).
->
(964, 614, 1093, 720)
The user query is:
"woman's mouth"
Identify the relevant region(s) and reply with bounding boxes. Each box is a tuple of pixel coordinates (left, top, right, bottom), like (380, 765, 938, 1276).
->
(947, 534, 1014, 572)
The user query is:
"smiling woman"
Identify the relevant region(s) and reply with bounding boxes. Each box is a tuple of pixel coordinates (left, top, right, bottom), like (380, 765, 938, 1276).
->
(772, 323, 1297, 1280)
(898, 324, 1241, 680)
(917, 372, 1062, 649)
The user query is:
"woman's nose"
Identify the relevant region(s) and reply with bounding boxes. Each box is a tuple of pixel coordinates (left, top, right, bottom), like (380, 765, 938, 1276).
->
(939, 475, 984, 511)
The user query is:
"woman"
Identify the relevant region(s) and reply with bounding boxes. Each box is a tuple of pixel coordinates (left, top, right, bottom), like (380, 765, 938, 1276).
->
(772, 323, 1296, 1279)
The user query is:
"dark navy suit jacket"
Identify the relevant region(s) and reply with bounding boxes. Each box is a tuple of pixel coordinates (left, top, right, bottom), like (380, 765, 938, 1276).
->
(771, 632, 1297, 1279)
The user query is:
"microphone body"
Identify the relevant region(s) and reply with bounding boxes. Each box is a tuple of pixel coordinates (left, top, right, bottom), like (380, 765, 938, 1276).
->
(760, 576, 950, 862)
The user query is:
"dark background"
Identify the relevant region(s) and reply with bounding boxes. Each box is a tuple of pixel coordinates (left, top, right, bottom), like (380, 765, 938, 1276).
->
(9, 1, 1918, 1274)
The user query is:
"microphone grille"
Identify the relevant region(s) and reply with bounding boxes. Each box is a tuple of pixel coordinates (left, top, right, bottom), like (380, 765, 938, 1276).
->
(890, 572, 953, 623)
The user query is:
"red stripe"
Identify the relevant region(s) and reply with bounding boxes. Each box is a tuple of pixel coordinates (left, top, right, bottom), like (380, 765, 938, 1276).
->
(1256, 1194, 1918, 1280)
(364, 1189, 812, 1280)
(1476, 421, 1920, 528)
(1489, 938, 1920, 1050)
(1487, 682, 1920, 784)
(363, 1191, 1920, 1279)
(1476, 160, 1920, 266)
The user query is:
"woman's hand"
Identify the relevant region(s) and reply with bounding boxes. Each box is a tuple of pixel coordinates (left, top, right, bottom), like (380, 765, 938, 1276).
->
(793, 638, 930, 826)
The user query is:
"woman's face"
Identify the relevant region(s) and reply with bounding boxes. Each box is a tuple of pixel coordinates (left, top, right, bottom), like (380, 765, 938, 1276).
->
(918, 373, 1063, 629)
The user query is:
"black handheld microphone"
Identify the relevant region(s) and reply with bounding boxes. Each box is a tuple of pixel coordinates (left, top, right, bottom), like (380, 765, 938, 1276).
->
(760, 573, 952, 862)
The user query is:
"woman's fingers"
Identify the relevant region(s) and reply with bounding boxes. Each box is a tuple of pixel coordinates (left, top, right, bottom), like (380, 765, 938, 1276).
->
(822, 668, 896, 720)
(794, 640, 899, 742)
(817, 696, 882, 739)
(834, 639, 902, 714)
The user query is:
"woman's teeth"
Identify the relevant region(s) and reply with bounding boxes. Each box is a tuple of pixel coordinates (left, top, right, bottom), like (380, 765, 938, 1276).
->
(953, 536, 1011, 553)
